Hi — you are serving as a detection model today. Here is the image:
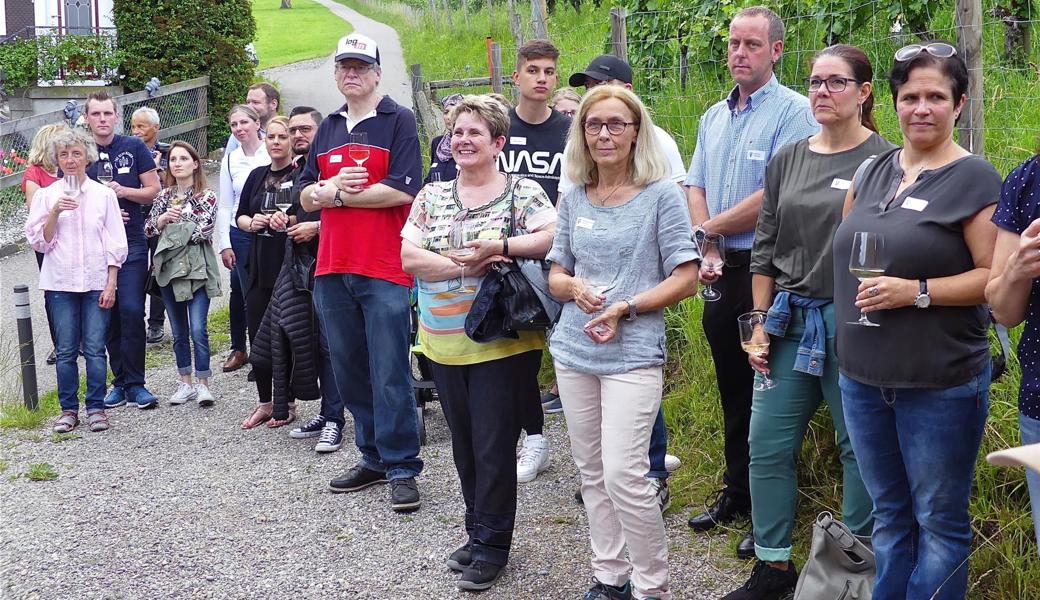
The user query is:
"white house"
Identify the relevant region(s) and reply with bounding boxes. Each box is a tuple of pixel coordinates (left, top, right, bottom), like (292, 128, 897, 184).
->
(2, 0, 115, 39)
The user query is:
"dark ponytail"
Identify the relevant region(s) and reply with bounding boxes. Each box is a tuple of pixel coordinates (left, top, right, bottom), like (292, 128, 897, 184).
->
(812, 44, 878, 133)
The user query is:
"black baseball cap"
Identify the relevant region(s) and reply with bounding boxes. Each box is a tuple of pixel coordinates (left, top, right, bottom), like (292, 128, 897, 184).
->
(568, 55, 633, 87)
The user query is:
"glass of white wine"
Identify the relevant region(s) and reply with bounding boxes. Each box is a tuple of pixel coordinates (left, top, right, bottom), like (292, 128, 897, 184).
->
(447, 219, 481, 293)
(274, 188, 293, 231)
(738, 311, 776, 391)
(847, 231, 884, 327)
(59, 175, 80, 219)
(258, 190, 277, 237)
(169, 187, 188, 221)
(97, 160, 114, 184)
(699, 232, 725, 302)
(576, 262, 613, 336)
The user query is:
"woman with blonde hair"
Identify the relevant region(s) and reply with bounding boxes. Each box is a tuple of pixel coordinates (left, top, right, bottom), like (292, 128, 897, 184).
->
(547, 85, 700, 600)
(550, 87, 581, 118)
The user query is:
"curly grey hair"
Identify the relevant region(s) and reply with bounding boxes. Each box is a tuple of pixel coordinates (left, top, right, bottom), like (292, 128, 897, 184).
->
(51, 127, 99, 164)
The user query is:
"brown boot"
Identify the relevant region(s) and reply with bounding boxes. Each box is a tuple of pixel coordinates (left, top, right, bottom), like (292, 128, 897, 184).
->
(222, 350, 248, 372)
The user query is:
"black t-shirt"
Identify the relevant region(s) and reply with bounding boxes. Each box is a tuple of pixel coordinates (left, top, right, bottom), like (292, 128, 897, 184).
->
(425, 135, 458, 184)
(496, 108, 570, 204)
(833, 148, 1002, 388)
(237, 162, 297, 291)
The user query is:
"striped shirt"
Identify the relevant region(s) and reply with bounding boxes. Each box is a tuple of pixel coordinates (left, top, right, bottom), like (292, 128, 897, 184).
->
(685, 74, 819, 250)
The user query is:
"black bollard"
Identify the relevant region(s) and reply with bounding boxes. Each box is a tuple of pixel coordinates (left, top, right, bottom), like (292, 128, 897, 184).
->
(13, 285, 38, 410)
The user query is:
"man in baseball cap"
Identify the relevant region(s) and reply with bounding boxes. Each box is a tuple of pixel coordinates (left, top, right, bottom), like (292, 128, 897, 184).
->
(335, 32, 381, 65)
(567, 54, 633, 87)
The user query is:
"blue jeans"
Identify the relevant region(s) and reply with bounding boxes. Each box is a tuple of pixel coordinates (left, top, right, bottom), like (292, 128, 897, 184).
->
(48, 290, 111, 411)
(317, 326, 346, 426)
(1021, 412, 1040, 553)
(228, 226, 252, 352)
(160, 285, 212, 378)
(840, 364, 991, 600)
(106, 243, 148, 390)
(313, 273, 422, 479)
(647, 408, 668, 480)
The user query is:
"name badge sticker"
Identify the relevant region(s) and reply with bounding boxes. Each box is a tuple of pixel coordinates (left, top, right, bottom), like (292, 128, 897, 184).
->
(117, 167, 131, 175)
(575, 217, 595, 230)
(329, 155, 343, 164)
(747, 150, 766, 161)
(279, 181, 294, 189)
(510, 136, 527, 146)
(901, 197, 929, 211)
(831, 178, 851, 190)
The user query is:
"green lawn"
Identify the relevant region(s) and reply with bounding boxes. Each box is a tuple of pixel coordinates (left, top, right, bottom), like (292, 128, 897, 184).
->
(253, 0, 352, 70)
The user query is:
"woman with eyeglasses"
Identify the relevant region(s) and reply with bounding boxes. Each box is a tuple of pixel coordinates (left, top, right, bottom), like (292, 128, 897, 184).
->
(550, 87, 581, 118)
(832, 41, 1002, 600)
(426, 93, 462, 184)
(400, 95, 556, 591)
(546, 85, 699, 600)
(725, 44, 895, 599)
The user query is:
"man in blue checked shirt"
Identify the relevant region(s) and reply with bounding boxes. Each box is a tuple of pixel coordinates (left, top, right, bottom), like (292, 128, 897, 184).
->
(684, 5, 819, 568)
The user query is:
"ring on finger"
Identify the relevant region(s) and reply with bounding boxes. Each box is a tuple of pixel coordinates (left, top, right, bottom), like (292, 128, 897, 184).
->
(869, 287, 880, 297)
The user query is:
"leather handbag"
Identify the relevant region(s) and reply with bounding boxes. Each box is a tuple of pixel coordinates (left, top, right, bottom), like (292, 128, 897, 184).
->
(793, 512, 875, 600)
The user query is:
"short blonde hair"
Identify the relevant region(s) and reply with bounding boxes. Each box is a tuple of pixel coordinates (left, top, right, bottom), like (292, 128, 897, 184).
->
(564, 85, 670, 187)
(51, 127, 99, 164)
(551, 87, 581, 107)
(28, 124, 70, 173)
(449, 95, 510, 140)
(266, 115, 291, 135)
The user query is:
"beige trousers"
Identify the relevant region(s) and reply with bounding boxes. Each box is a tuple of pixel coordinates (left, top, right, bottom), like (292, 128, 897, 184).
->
(555, 362, 671, 600)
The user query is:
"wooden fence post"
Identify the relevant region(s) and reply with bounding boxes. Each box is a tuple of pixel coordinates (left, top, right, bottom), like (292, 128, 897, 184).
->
(487, 0, 493, 25)
(428, 0, 439, 26)
(491, 43, 504, 93)
(507, 0, 524, 49)
(955, 0, 984, 155)
(410, 64, 441, 140)
(531, 0, 549, 39)
(610, 7, 628, 62)
(442, 0, 454, 29)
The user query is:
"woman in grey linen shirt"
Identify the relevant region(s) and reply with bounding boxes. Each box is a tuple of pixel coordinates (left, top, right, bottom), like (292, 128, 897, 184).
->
(832, 43, 1001, 600)
(546, 84, 699, 600)
(729, 45, 893, 599)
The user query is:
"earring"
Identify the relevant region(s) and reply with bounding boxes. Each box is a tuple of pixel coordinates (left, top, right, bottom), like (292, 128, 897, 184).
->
(858, 102, 863, 122)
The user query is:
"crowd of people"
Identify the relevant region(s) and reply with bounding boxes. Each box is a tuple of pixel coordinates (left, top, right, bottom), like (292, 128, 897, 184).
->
(20, 6, 1040, 599)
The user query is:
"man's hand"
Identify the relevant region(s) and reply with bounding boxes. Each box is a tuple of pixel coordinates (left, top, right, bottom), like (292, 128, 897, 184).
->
(334, 166, 369, 194)
(107, 181, 127, 199)
(287, 222, 319, 244)
(221, 248, 236, 269)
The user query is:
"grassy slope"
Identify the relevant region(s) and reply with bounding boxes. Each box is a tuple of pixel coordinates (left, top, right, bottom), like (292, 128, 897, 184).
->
(253, 0, 353, 70)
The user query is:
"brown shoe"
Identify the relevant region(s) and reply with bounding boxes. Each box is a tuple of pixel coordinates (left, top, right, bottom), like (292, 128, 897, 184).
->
(222, 350, 248, 372)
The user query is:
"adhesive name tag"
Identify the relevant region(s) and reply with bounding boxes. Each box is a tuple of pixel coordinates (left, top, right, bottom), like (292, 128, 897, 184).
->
(901, 197, 929, 211)
(99, 152, 109, 160)
(831, 178, 851, 190)
(430, 162, 439, 168)
(117, 167, 131, 174)
(747, 150, 766, 161)
(329, 155, 343, 164)
(576, 217, 595, 229)
(279, 181, 294, 189)
(510, 136, 527, 146)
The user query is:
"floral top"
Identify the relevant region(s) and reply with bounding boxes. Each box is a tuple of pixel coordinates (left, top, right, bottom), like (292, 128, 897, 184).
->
(144, 186, 217, 243)
(401, 174, 557, 365)
(25, 177, 128, 292)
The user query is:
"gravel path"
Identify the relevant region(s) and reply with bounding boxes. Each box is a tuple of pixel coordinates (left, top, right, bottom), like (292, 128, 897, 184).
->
(0, 358, 747, 599)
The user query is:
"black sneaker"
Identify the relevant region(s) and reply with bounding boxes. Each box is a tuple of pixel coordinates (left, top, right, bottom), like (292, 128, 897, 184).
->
(290, 415, 327, 439)
(313, 422, 343, 453)
(583, 579, 632, 600)
(328, 465, 387, 493)
(146, 327, 165, 344)
(721, 560, 798, 600)
(457, 560, 503, 591)
(390, 477, 421, 512)
(446, 542, 472, 572)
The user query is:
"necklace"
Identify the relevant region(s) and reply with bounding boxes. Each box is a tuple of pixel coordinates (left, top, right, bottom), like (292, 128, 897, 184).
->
(899, 153, 935, 184)
(593, 181, 625, 206)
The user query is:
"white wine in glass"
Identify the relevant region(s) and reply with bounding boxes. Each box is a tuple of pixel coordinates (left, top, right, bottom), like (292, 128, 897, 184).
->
(847, 231, 884, 327)
(738, 312, 776, 391)
(699, 233, 725, 302)
(98, 161, 114, 184)
(59, 175, 80, 219)
(258, 190, 278, 237)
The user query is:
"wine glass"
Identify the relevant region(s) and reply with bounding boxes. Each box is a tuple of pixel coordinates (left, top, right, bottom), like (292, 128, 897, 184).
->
(258, 190, 278, 237)
(699, 233, 726, 302)
(847, 232, 884, 327)
(448, 219, 481, 293)
(576, 262, 613, 336)
(274, 188, 293, 231)
(59, 175, 80, 219)
(349, 131, 370, 188)
(168, 187, 188, 222)
(738, 312, 777, 391)
(430, 172, 442, 183)
(97, 160, 114, 184)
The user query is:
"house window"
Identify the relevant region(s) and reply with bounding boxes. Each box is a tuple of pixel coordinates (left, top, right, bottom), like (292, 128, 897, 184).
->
(64, 0, 93, 35)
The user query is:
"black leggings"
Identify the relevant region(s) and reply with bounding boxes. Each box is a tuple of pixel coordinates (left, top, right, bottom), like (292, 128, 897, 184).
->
(245, 285, 274, 406)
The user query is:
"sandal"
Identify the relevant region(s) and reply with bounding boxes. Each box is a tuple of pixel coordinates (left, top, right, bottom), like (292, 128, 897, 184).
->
(241, 403, 273, 429)
(267, 404, 298, 428)
(53, 410, 79, 433)
(86, 409, 110, 432)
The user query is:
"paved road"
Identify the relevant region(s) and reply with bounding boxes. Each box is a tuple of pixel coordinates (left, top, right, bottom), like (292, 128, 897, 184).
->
(262, 0, 413, 114)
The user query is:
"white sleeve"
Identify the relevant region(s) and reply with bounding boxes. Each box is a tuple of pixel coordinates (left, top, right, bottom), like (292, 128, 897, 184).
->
(655, 125, 686, 183)
(557, 140, 575, 200)
(215, 153, 234, 253)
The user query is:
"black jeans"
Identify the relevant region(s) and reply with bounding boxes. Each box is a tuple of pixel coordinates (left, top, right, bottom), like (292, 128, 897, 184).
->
(245, 285, 274, 405)
(430, 350, 542, 566)
(145, 234, 165, 330)
(700, 254, 754, 501)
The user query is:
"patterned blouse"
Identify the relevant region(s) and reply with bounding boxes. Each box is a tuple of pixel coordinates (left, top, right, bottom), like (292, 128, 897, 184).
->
(144, 186, 218, 244)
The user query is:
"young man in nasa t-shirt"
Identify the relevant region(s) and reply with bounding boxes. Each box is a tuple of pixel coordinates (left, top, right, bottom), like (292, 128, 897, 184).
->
(495, 39, 569, 485)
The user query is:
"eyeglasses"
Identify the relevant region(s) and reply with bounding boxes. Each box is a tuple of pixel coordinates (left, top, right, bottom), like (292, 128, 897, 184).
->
(335, 63, 375, 75)
(583, 120, 636, 135)
(894, 42, 958, 62)
(806, 76, 861, 93)
(288, 126, 314, 135)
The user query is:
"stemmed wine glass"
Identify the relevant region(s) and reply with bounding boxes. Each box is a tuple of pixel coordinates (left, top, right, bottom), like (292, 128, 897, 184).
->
(847, 231, 884, 327)
(448, 219, 481, 293)
(738, 311, 777, 391)
(258, 190, 278, 237)
(349, 131, 370, 188)
(699, 232, 726, 302)
(169, 186, 188, 221)
(576, 261, 613, 336)
(274, 188, 293, 231)
(97, 160, 114, 184)
(59, 175, 80, 219)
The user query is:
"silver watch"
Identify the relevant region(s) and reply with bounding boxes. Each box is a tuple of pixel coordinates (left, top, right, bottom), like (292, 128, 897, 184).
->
(623, 297, 638, 321)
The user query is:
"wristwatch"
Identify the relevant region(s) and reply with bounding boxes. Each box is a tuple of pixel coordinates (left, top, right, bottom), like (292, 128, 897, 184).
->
(333, 189, 344, 207)
(623, 297, 638, 321)
(914, 279, 931, 308)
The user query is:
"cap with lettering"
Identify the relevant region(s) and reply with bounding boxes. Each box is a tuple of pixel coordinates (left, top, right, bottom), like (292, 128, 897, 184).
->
(568, 55, 633, 87)
(335, 33, 380, 65)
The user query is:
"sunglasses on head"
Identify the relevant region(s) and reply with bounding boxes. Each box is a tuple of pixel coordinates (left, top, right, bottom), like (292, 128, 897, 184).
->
(894, 42, 957, 62)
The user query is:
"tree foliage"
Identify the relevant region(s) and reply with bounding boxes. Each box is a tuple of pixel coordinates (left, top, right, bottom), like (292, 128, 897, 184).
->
(0, 33, 124, 90)
(112, 0, 256, 149)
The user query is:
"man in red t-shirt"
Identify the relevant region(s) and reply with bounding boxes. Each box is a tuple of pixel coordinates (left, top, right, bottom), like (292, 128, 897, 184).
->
(300, 33, 424, 513)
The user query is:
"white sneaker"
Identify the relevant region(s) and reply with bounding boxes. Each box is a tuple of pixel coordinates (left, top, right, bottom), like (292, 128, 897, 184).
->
(169, 381, 198, 405)
(195, 383, 215, 407)
(664, 454, 681, 473)
(517, 434, 550, 483)
(651, 477, 671, 512)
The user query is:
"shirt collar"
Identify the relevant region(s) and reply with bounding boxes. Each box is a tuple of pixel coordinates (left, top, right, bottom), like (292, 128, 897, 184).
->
(726, 73, 779, 113)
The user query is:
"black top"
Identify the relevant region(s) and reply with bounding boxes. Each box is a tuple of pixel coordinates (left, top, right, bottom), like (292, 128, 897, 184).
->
(496, 108, 570, 204)
(832, 148, 1002, 388)
(425, 135, 458, 184)
(237, 162, 298, 291)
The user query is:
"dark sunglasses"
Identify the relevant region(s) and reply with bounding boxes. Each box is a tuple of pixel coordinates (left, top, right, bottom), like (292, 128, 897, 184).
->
(894, 42, 957, 62)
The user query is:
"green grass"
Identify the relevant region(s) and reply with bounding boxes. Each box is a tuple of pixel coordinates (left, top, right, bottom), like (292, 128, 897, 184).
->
(25, 462, 58, 481)
(252, 0, 352, 70)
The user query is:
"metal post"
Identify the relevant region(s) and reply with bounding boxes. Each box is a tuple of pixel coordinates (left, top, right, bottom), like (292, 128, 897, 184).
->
(13, 285, 38, 410)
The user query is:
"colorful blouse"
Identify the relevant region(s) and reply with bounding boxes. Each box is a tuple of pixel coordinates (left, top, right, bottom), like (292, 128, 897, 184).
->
(144, 186, 217, 243)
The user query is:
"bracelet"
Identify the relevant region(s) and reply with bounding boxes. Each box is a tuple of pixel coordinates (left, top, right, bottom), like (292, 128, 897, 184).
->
(502, 238, 509, 256)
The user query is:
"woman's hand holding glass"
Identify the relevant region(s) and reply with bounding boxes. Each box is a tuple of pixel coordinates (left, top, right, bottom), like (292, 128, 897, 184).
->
(1006, 218, 1040, 282)
(250, 212, 272, 233)
(584, 302, 625, 344)
(570, 276, 606, 314)
(268, 210, 290, 232)
(854, 276, 918, 312)
(52, 195, 79, 217)
(159, 204, 183, 228)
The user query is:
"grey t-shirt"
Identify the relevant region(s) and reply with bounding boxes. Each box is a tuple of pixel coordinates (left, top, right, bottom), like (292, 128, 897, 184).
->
(546, 179, 700, 375)
(833, 148, 1002, 388)
(752, 133, 895, 298)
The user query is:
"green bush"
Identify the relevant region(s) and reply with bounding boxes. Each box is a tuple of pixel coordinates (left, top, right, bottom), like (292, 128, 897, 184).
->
(0, 33, 123, 89)
(112, 0, 257, 150)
